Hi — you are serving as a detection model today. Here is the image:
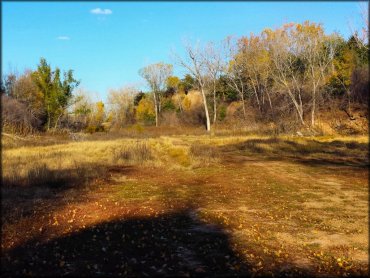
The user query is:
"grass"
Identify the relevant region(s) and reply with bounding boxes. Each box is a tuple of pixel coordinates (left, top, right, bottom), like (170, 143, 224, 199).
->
(112, 140, 152, 164)
(1, 132, 368, 277)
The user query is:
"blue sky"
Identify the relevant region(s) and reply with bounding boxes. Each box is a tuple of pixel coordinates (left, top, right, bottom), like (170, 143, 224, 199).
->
(3, 1, 367, 101)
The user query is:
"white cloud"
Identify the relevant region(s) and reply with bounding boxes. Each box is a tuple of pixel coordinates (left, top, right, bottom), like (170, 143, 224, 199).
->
(90, 8, 112, 15)
(57, 36, 70, 40)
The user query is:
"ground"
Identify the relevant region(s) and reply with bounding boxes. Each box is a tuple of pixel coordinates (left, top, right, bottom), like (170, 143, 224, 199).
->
(1, 132, 368, 277)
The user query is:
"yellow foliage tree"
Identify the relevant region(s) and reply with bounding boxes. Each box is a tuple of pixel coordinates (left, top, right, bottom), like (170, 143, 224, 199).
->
(94, 101, 105, 125)
(135, 97, 155, 124)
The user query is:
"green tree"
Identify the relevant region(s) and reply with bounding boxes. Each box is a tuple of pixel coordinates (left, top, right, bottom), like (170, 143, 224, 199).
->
(32, 58, 79, 130)
(327, 35, 369, 113)
(179, 74, 196, 94)
(72, 89, 93, 127)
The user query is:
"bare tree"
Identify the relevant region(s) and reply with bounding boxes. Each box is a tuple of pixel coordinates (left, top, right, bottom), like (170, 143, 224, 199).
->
(238, 34, 274, 113)
(203, 42, 223, 124)
(2, 94, 41, 135)
(107, 85, 138, 127)
(2, 70, 45, 131)
(173, 41, 211, 132)
(139, 63, 173, 127)
(70, 89, 94, 130)
(348, 2, 369, 49)
(222, 36, 247, 119)
(297, 22, 338, 126)
(359, 2, 369, 47)
(263, 25, 306, 125)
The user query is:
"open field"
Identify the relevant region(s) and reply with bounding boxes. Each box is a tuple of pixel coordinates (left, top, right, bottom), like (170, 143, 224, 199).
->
(1, 132, 368, 277)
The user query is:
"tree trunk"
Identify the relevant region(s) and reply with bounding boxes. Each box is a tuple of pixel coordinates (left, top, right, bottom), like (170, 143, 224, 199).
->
(298, 106, 305, 125)
(251, 83, 261, 111)
(54, 112, 63, 129)
(347, 90, 352, 115)
(153, 92, 159, 127)
(157, 93, 161, 113)
(240, 92, 246, 120)
(311, 86, 316, 126)
(288, 89, 305, 125)
(47, 109, 51, 131)
(201, 87, 211, 132)
(266, 90, 273, 110)
(213, 86, 217, 124)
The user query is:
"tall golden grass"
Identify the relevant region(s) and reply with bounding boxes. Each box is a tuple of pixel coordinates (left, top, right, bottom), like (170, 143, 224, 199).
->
(2, 131, 368, 189)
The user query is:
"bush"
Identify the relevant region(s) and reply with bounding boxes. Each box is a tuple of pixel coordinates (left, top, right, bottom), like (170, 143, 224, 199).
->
(1, 95, 42, 135)
(190, 143, 220, 165)
(168, 147, 191, 167)
(85, 125, 97, 134)
(190, 144, 220, 159)
(162, 99, 176, 112)
(218, 105, 227, 121)
(113, 141, 152, 164)
(85, 125, 105, 134)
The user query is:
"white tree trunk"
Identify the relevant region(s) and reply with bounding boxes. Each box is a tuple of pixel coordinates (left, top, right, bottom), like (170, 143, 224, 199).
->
(201, 87, 211, 132)
(241, 92, 246, 119)
(311, 86, 316, 126)
(213, 87, 217, 124)
(153, 92, 159, 127)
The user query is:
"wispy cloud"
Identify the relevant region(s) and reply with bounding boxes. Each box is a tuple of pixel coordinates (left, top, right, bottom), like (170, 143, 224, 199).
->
(90, 8, 112, 15)
(57, 36, 70, 40)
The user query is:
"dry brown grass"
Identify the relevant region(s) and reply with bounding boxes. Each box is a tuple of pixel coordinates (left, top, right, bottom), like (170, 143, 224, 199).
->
(1, 132, 368, 277)
(112, 140, 152, 164)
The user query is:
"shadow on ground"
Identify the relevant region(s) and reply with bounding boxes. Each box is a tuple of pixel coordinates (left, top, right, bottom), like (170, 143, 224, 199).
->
(221, 138, 369, 168)
(1, 162, 117, 226)
(1, 209, 253, 277)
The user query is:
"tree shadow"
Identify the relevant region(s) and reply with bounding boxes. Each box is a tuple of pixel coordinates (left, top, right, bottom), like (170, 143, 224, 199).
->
(1, 163, 137, 226)
(221, 137, 369, 168)
(1, 208, 253, 277)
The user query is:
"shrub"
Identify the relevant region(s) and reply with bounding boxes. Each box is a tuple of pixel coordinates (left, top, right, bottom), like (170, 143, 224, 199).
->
(1, 95, 42, 135)
(162, 99, 176, 112)
(85, 125, 97, 134)
(113, 141, 152, 164)
(218, 105, 227, 121)
(134, 124, 144, 133)
(190, 144, 220, 159)
(189, 143, 220, 165)
(85, 125, 105, 134)
(168, 147, 191, 167)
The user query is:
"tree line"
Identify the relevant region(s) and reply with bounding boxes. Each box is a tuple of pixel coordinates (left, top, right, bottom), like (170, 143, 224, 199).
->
(2, 21, 368, 135)
(2, 58, 79, 134)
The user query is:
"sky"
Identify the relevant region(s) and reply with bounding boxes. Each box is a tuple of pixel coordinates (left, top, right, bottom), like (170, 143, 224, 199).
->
(3, 1, 368, 102)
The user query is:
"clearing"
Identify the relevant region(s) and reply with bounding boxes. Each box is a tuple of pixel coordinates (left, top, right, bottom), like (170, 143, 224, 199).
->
(1, 133, 368, 277)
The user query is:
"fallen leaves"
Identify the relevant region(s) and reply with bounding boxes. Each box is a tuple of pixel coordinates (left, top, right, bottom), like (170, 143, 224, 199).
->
(1, 145, 368, 277)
